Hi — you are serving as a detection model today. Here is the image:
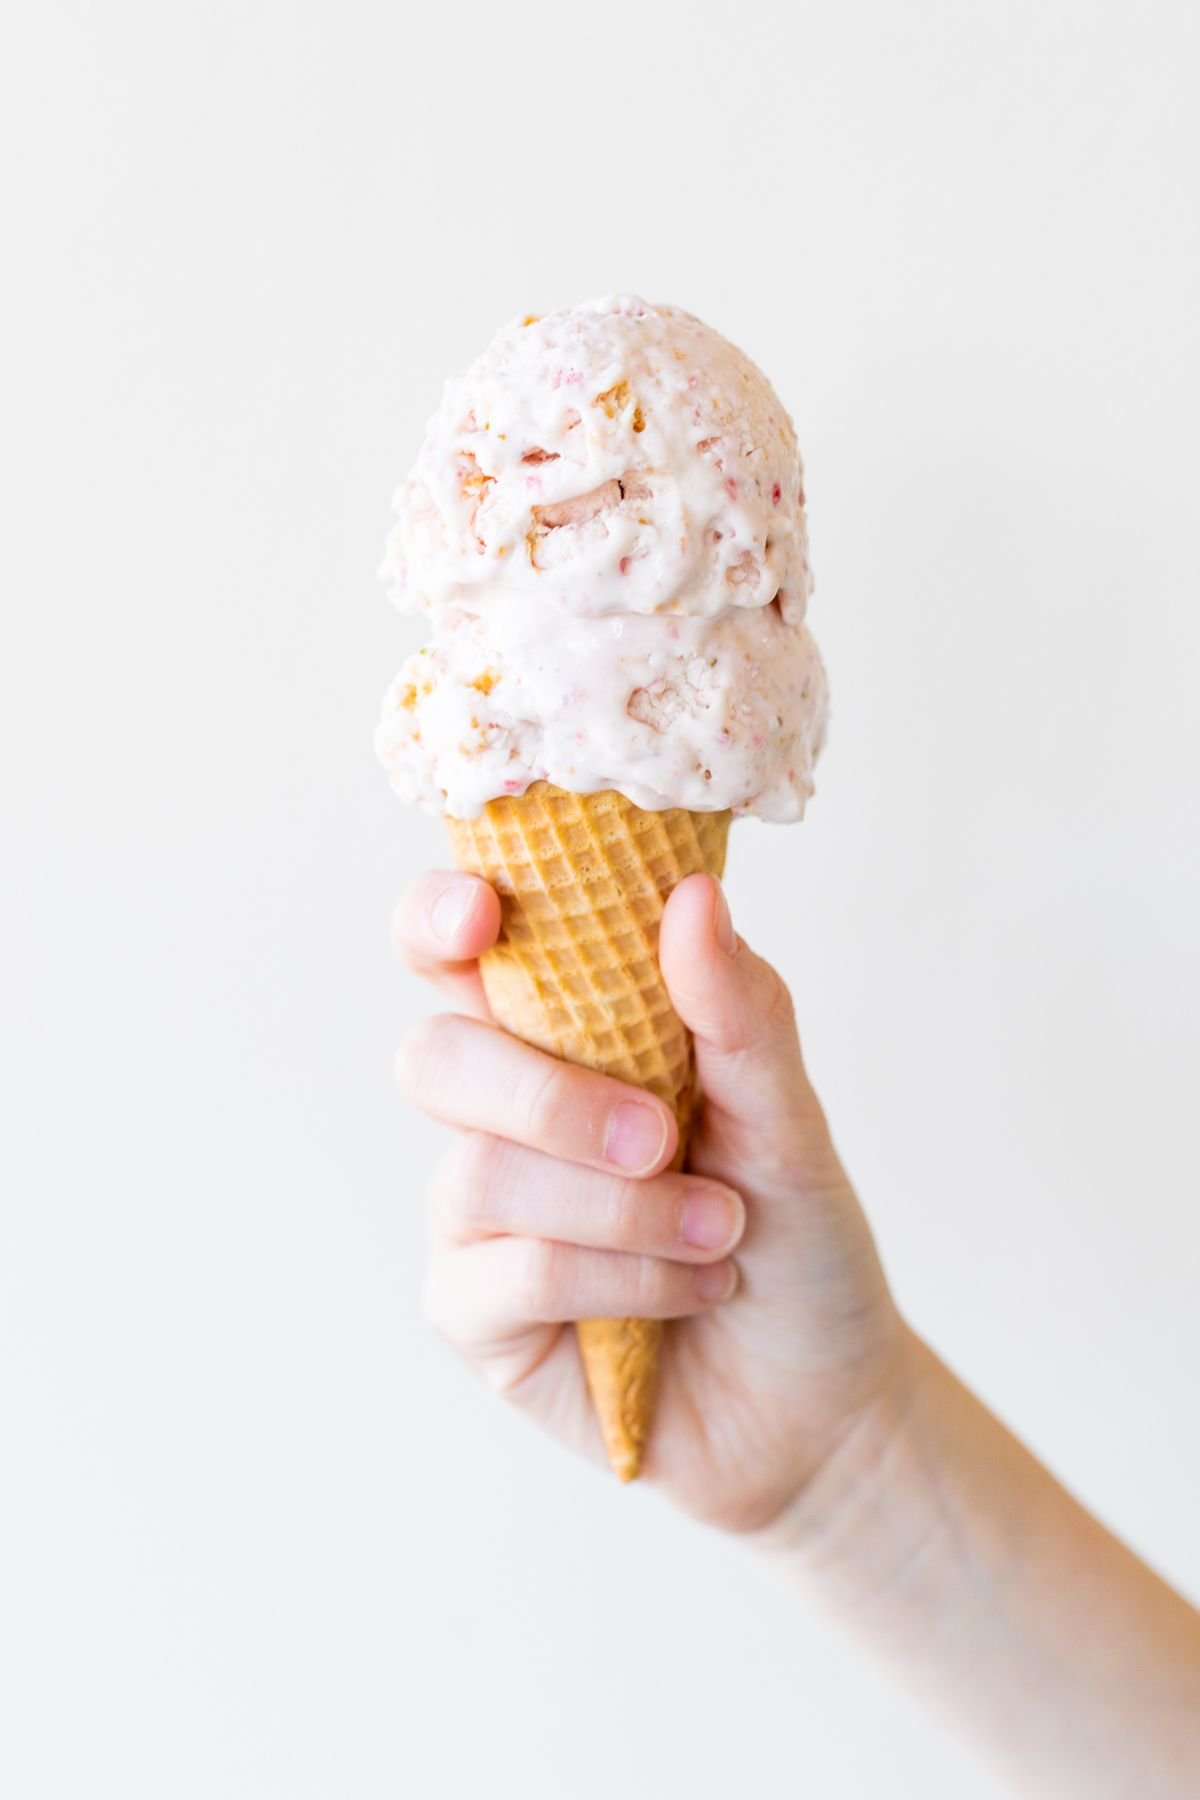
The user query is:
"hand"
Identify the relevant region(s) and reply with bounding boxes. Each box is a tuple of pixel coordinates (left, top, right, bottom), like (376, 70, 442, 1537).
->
(394, 871, 1200, 1794)
(394, 867, 906, 1534)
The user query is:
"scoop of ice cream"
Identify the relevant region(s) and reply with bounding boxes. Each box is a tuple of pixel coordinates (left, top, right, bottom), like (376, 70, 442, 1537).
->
(377, 296, 828, 820)
(382, 296, 813, 624)
(375, 595, 828, 821)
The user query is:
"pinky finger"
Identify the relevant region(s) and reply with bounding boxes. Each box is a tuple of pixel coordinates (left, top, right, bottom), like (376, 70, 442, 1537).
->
(425, 1234, 738, 1355)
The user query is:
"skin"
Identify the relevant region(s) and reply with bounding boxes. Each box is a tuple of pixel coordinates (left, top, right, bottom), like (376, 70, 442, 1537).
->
(395, 869, 1200, 1796)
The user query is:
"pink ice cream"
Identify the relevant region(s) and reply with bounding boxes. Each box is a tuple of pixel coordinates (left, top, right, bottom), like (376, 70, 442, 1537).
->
(376, 296, 828, 820)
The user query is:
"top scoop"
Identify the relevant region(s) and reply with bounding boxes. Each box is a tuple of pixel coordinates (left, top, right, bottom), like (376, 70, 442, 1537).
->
(377, 296, 828, 819)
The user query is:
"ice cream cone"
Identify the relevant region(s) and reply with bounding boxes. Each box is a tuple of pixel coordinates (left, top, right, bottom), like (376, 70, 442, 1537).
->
(381, 299, 826, 1477)
(445, 782, 730, 1481)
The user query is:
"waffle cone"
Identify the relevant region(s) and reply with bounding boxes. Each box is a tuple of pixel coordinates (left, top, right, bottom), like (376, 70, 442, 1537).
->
(445, 783, 730, 1481)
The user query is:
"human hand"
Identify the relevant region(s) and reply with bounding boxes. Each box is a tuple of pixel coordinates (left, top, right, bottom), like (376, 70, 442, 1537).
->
(395, 868, 906, 1535)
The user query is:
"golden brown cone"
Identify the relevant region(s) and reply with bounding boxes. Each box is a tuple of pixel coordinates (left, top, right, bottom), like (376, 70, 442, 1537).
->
(445, 783, 730, 1480)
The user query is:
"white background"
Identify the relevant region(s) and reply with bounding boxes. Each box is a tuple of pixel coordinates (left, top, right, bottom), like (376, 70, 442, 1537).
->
(3, 3, 1198, 1796)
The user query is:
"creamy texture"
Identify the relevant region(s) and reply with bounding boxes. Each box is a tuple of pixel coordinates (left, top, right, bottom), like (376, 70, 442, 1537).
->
(377, 597, 827, 820)
(377, 296, 828, 819)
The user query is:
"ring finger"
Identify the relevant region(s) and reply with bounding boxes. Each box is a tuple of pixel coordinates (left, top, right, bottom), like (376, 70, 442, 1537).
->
(431, 1133, 746, 1262)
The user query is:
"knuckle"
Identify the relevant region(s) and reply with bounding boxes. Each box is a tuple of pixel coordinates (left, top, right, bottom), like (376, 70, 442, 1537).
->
(395, 1012, 457, 1102)
(521, 1237, 563, 1321)
(609, 1178, 652, 1250)
(455, 1127, 500, 1193)
(633, 1254, 676, 1313)
(758, 960, 797, 1037)
(438, 1132, 506, 1233)
(515, 1056, 569, 1145)
(391, 878, 436, 967)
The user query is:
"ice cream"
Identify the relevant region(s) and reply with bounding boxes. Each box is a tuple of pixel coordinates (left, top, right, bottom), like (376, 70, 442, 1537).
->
(379, 297, 828, 1481)
(377, 296, 828, 820)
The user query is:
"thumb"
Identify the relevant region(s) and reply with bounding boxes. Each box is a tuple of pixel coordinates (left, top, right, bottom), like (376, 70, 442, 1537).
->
(659, 874, 841, 1192)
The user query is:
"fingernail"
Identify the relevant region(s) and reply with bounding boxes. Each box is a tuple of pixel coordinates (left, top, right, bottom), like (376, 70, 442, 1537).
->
(712, 880, 738, 956)
(695, 1260, 738, 1303)
(680, 1187, 742, 1252)
(430, 878, 478, 945)
(604, 1101, 669, 1172)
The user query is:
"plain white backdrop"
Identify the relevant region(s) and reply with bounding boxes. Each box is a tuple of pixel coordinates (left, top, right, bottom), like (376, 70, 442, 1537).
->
(2, 3, 1198, 1795)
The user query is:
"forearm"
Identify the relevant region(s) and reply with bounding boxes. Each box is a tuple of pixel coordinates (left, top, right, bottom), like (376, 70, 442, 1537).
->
(762, 1329, 1200, 1797)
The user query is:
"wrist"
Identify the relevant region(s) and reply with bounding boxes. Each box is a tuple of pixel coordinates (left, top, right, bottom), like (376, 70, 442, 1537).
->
(751, 1324, 950, 1601)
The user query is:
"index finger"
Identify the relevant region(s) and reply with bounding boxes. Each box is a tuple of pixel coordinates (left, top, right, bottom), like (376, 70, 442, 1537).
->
(397, 1012, 680, 1179)
(392, 871, 502, 1016)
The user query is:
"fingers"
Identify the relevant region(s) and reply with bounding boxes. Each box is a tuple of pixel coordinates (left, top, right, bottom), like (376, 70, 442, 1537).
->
(420, 1136, 742, 1415)
(424, 1233, 739, 1354)
(430, 1133, 746, 1260)
(660, 873, 802, 1064)
(659, 874, 841, 1185)
(392, 871, 501, 1015)
(397, 1013, 679, 1176)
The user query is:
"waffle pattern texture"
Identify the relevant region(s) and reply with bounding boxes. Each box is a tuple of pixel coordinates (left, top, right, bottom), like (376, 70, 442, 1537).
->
(445, 783, 731, 1479)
